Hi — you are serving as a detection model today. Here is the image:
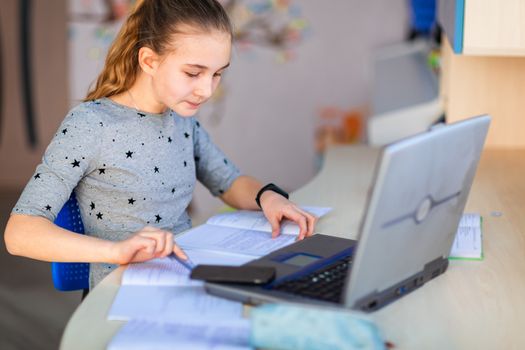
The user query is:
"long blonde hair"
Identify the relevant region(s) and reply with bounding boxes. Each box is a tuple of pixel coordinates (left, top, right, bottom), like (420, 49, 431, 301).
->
(85, 0, 232, 101)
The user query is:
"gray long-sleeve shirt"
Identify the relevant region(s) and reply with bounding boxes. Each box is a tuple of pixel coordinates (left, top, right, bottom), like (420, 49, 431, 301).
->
(12, 98, 240, 288)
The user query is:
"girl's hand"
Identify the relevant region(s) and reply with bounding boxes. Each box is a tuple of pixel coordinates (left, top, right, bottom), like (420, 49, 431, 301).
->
(259, 191, 317, 240)
(110, 226, 187, 265)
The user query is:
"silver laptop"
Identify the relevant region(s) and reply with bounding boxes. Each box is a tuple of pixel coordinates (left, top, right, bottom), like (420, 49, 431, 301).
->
(206, 115, 491, 312)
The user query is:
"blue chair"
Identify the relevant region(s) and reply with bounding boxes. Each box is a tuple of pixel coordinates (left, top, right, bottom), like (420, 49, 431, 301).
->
(51, 192, 90, 292)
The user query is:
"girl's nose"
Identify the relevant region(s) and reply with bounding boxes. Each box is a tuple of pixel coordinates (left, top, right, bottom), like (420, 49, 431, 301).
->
(194, 78, 213, 99)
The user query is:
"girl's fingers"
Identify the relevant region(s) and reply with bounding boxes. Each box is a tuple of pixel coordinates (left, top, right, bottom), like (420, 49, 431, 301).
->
(154, 232, 166, 255)
(161, 233, 174, 257)
(283, 207, 308, 239)
(138, 230, 169, 255)
(296, 208, 317, 237)
(268, 215, 282, 238)
(172, 243, 188, 260)
(132, 235, 156, 256)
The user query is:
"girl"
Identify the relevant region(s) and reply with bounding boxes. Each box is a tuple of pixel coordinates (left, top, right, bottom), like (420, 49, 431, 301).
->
(4, 0, 316, 290)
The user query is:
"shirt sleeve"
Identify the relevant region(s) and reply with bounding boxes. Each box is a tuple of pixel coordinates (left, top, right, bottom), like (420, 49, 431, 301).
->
(192, 119, 241, 196)
(12, 107, 102, 221)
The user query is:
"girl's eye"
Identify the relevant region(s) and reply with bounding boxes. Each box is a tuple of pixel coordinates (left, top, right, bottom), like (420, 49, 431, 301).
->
(185, 72, 200, 78)
(213, 73, 222, 78)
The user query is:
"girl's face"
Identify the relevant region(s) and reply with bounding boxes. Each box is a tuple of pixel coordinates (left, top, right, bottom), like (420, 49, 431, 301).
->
(151, 30, 232, 117)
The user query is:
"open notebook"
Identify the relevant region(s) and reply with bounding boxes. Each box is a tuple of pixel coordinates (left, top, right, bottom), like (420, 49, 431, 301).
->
(175, 206, 332, 259)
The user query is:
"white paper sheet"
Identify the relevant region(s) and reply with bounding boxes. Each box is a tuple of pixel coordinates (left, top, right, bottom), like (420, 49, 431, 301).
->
(206, 206, 332, 235)
(176, 225, 296, 257)
(449, 213, 483, 259)
(108, 318, 252, 350)
(184, 248, 256, 266)
(122, 258, 201, 286)
(107, 285, 243, 321)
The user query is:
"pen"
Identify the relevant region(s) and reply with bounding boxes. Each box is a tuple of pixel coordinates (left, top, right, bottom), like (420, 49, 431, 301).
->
(168, 252, 196, 271)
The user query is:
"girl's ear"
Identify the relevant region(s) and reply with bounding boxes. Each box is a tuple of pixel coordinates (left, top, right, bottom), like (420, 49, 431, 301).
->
(138, 47, 160, 76)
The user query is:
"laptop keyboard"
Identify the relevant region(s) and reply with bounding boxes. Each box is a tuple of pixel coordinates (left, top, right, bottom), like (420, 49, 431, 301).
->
(269, 255, 353, 303)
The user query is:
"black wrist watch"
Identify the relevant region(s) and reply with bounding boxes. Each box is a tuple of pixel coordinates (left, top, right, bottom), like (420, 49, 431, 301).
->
(255, 183, 289, 208)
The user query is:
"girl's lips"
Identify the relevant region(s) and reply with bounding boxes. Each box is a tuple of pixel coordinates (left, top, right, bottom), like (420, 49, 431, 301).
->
(186, 101, 201, 109)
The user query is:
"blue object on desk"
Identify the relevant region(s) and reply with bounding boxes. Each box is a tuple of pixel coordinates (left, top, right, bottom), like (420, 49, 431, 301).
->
(51, 192, 90, 291)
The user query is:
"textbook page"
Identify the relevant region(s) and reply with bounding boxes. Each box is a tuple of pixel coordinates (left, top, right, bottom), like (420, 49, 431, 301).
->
(113, 256, 248, 322)
(108, 318, 252, 350)
(107, 285, 243, 321)
(176, 224, 296, 257)
(449, 213, 483, 260)
(206, 206, 332, 235)
(184, 248, 256, 266)
(122, 258, 202, 286)
(122, 252, 254, 287)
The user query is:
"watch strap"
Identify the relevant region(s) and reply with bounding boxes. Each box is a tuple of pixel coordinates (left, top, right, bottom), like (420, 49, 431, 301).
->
(255, 183, 289, 208)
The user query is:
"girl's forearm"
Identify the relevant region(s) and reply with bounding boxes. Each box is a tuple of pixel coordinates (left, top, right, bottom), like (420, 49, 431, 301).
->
(4, 214, 115, 263)
(220, 175, 263, 210)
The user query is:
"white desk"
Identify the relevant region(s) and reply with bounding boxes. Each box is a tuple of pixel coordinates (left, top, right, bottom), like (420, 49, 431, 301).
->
(61, 145, 525, 349)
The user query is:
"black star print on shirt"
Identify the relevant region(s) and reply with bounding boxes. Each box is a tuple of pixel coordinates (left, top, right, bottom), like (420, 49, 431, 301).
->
(90, 202, 95, 210)
(33, 173, 41, 179)
(194, 156, 200, 162)
(184, 132, 190, 138)
(154, 166, 159, 173)
(167, 137, 172, 143)
(71, 159, 80, 168)
(137, 112, 146, 118)
(155, 214, 162, 223)
(184, 161, 187, 167)
(98, 168, 106, 174)
(196, 121, 200, 127)
(126, 151, 134, 158)
(223, 159, 228, 165)
(171, 187, 175, 194)
(45, 205, 52, 211)
(62, 128, 67, 135)
(99, 122, 104, 127)
(96, 212, 103, 220)
(128, 198, 136, 205)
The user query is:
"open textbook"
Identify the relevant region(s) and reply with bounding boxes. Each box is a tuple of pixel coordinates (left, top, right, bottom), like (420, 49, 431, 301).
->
(108, 206, 331, 321)
(175, 206, 332, 258)
(449, 213, 483, 260)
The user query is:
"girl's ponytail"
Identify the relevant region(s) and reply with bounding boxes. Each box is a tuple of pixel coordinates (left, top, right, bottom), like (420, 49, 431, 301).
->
(85, 0, 146, 101)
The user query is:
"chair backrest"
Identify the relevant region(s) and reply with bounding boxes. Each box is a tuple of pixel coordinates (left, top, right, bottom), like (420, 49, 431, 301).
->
(51, 192, 89, 291)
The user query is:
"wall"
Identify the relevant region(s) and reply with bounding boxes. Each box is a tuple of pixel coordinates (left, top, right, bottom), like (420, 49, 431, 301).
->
(193, 0, 409, 217)
(0, 0, 68, 188)
(0, 0, 409, 219)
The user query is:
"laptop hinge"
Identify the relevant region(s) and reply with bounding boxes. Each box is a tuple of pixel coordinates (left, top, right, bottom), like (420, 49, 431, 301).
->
(353, 256, 449, 312)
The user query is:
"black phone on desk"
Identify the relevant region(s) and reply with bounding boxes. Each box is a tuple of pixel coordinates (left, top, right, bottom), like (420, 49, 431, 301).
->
(190, 265, 276, 285)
